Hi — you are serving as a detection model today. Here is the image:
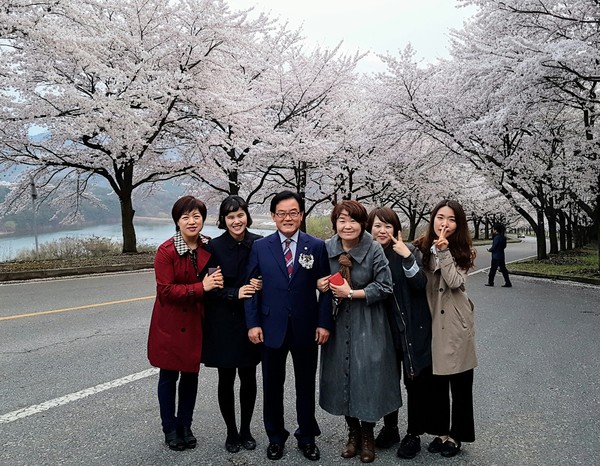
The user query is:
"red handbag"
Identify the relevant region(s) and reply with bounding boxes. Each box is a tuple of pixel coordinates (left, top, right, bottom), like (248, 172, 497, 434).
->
(328, 271, 344, 286)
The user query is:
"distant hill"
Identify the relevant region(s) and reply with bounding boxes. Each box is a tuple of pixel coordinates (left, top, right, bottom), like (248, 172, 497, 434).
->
(0, 180, 187, 235)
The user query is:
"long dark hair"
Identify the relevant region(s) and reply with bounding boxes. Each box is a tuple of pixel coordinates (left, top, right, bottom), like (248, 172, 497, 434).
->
(414, 199, 475, 270)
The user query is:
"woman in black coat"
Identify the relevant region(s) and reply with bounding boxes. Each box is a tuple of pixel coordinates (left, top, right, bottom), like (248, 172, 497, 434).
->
(367, 207, 433, 460)
(204, 196, 262, 453)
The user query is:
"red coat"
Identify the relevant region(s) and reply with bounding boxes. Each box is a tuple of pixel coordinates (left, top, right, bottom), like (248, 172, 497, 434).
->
(147, 238, 211, 373)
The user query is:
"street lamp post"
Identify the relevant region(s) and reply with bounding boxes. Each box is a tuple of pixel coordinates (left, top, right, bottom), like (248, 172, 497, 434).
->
(30, 177, 39, 259)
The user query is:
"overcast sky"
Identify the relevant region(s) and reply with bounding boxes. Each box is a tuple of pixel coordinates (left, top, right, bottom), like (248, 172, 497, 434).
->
(226, 0, 477, 72)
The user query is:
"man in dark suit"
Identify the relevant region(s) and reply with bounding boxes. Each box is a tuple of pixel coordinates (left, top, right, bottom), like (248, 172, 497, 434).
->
(485, 223, 512, 287)
(245, 191, 333, 461)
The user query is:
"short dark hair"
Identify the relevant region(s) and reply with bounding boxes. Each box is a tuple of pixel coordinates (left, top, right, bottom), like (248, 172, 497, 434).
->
(331, 200, 368, 237)
(217, 195, 253, 229)
(366, 207, 402, 237)
(270, 191, 305, 213)
(493, 223, 505, 235)
(171, 195, 207, 231)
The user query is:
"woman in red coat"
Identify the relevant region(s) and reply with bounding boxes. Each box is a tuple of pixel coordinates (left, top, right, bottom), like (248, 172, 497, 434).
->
(147, 196, 224, 451)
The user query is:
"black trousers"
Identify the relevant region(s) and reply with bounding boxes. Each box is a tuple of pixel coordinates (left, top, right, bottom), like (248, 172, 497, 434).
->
(404, 365, 434, 435)
(157, 369, 199, 433)
(429, 369, 475, 443)
(383, 362, 434, 436)
(488, 258, 511, 285)
(261, 330, 320, 446)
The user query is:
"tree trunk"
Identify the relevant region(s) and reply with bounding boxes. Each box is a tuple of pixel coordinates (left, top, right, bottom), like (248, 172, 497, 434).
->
(119, 164, 137, 254)
(472, 216, 481, 240)
(566, 212, 573, 250)
(535, 208, 547, 260)
(227, 148, 240, 195)
(558, 210, 567, 251)
(120, 193, 137, 253)
(546, 201, 558, 255)
(407, 216, 417, 242)
(595, 192, 600, 271)
(297, 161, 308, 232)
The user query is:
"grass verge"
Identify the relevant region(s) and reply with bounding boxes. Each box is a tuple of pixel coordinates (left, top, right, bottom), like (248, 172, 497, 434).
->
(510, 244, 600, 284)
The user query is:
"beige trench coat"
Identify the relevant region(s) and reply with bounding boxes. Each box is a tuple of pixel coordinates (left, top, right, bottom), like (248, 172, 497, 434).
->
(425, 249, 477, 375)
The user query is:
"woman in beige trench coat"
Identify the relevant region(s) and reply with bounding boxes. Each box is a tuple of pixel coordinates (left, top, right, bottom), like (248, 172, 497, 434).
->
(414, 199, 477, 458)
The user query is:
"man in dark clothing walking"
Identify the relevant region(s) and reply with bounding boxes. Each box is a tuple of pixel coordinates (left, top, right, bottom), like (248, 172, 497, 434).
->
(485, 223, 512, 287)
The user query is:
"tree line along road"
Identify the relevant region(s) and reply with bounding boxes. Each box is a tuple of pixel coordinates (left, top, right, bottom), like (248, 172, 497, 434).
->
(0, 240, 599, 465)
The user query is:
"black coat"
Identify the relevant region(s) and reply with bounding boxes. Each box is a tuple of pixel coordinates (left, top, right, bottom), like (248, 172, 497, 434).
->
(488, 233, 507, 261)
(202, 230, 262, 368)
(385, 243, 432, 379)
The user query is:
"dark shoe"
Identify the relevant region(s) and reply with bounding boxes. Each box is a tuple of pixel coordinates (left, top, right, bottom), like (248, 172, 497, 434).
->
(164, 430, 185, 451)
(240, 432, 257, 450)
(299, 443, 320, 461)
(427, 437, 444, 453)
(225, 433, 241, 453)
(267, 442, 284, 460)
(502, 283, 512, 287)
(178, 426, 197, 449)
(397, 433, 421, 459)
(360, 429, 375, 463)
(341, 426, 361, 458)
(440, 439, 461, 457)
(375, 425, 400, 448)
(484, 283, 494, 287)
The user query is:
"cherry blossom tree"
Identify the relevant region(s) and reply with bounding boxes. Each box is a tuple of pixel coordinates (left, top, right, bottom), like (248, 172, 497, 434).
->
(0, 0, 270, 252)
(376, 1, 599, 262)
(455, 0, 600, 263)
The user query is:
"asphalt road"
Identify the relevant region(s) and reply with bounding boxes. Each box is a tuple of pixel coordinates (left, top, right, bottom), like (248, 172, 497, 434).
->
(1, 238, 599, 465)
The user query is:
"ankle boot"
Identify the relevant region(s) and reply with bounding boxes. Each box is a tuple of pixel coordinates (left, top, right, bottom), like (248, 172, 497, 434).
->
(360, 428, 375, 463)
(341, 425, 361, 458)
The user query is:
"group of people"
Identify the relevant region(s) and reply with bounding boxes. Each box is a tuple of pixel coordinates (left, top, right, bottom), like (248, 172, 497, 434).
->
(147, 191, 478, 463)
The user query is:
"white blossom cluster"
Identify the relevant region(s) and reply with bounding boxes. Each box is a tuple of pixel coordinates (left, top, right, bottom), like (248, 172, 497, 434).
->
(0, 0, 598, 258)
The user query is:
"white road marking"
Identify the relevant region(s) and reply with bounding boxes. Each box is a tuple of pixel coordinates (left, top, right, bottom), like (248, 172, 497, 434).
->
(0, 368, 158, 424)
(471, 255, 537, 275)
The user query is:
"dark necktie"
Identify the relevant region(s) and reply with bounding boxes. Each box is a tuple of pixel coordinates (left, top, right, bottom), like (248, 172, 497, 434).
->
(284, 239, 293, 277)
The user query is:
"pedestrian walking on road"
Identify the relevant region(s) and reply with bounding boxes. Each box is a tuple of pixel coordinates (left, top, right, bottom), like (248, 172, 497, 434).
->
(414, 199, 477, 458)
(318, 201, 398, 464)
(147, 196, 224, 452)
(367, 207, 434, 460)
(245, 191, 333, 462)
(203, 195, 263, 453)
(485, 223, 512, 287)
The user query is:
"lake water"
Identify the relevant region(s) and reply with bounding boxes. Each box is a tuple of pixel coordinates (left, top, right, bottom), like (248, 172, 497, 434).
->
(0, 221, 276, 261)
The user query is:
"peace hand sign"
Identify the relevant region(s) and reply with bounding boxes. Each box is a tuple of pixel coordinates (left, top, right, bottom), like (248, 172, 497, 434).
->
(435, 226, 449, 251)
(389, 231, 410, 258)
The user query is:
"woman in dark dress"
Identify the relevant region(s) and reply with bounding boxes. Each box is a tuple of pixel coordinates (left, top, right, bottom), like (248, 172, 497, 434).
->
(204, 195, 262, 453)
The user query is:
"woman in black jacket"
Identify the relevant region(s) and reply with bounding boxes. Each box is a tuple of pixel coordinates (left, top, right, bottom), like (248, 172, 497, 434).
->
(367, 207, 433, 460)
(204, 196, 262, 453)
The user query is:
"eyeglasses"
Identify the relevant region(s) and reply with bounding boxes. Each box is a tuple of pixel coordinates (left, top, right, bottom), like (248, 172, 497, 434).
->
(274, 210, 301, 219)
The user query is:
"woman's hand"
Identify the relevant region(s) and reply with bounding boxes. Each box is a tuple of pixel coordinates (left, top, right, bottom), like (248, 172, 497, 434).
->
(238, 284, 257, 299)
(389, 231, 411, 258)
(249, 277, 262, 291)
(203, 267, 224, 291)
(317, 275, 331, 293)
(435, 226, 449, 251)
(330, 279, 351, 299)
